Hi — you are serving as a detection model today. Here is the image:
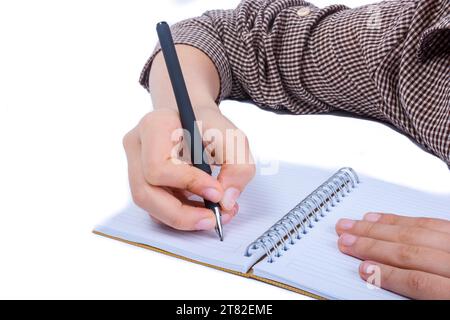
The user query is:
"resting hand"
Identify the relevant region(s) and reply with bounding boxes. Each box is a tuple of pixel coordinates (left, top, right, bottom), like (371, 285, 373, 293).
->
(336, 213, 450, 299)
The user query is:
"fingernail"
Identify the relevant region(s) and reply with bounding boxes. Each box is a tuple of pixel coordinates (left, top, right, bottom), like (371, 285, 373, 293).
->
(340, 234, 358, 246)
(364, 213, 381, 222)
(232, 203, 239, 216)
(337, 219, 355, 230)
(195, 218, 215, 230)
(221, 214, 232, 225)
(360, 261, 371, 275)
(202, 188, 221, 202)
(221, 187, 240, 211)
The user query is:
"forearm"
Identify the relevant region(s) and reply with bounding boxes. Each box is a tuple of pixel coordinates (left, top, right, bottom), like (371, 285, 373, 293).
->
(149, 45, 220, 111)
(140, 0, 449, 164)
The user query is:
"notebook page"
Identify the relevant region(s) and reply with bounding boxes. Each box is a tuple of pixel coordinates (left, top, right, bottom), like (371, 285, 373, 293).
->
(252, 174, 450, 299)
(95, 163, 335, 273)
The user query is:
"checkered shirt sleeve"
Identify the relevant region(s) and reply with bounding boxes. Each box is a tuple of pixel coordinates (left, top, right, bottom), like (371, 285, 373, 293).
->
(139, 0, 450, 165)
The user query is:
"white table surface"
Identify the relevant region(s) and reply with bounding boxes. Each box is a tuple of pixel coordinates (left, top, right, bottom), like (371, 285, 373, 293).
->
(0, 0, 448, 299)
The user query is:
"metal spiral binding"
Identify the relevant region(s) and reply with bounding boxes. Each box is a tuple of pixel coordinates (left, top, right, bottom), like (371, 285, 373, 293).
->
(245, 167, 359, 263)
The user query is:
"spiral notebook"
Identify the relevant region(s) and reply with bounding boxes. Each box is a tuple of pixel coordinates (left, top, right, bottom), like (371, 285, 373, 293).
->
(94, 163, 450, 299)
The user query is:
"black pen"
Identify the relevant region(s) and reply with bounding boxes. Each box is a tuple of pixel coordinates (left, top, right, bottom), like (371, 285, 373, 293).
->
(156, 21, 224, 241)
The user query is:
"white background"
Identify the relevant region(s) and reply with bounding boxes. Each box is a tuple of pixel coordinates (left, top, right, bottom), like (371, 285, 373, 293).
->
(0, 0, 449, 299)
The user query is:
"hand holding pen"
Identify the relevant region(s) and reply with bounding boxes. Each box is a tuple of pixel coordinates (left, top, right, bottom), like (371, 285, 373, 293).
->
(122, 23, 255, 237)
(156, 21, 225, 240)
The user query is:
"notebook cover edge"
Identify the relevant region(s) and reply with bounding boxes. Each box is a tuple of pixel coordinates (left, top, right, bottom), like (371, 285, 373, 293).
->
(92, 230, 250, 278)
(92, 229, 325, 300)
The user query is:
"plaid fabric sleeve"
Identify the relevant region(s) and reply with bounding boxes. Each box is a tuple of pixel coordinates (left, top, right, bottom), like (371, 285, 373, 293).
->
(139, 0, 450, 165)
(139, 15, 236, 103)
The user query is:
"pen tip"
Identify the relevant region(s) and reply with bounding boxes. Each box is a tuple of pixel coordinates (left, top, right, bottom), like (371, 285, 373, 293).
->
(212, 206, 224, 241)
(216, 227, 224, 241)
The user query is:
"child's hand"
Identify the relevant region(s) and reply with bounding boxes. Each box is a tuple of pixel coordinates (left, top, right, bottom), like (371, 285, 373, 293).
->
(123, 106, 255, 231)
(336, 213, 450, 299)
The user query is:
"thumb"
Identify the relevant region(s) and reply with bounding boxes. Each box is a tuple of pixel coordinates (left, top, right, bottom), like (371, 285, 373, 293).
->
(217, 163, 256, 211)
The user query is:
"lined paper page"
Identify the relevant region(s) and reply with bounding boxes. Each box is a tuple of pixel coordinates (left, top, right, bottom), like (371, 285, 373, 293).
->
(253, 175, 450, 299)
(95, 163, 335, 273)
